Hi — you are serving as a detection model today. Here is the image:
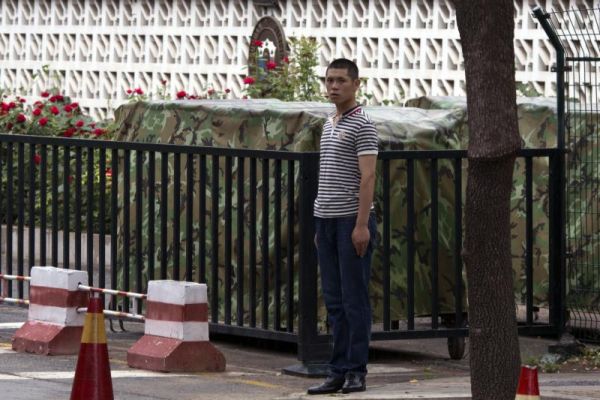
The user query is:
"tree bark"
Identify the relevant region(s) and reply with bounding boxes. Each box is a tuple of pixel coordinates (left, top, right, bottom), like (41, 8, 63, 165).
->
(453, 1, 522, 399)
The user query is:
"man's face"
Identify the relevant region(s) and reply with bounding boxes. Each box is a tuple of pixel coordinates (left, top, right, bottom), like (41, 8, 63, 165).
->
(325, 68, 359, 105)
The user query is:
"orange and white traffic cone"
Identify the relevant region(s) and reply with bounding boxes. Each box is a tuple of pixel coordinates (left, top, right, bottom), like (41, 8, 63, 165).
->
(70, 296, 114, 400)
(515, 365, 540, 400)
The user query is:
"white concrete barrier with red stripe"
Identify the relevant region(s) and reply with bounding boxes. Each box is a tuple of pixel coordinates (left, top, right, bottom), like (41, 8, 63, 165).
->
(127, 280, 225, 372)
(12, 266, 89, 355)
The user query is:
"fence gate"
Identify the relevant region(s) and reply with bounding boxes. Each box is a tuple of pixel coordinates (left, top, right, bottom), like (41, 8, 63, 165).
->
(535, 7, 600, 341)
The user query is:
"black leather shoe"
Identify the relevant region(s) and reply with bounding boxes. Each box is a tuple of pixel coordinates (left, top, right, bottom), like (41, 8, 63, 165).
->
(342, 373, 366, 393)
(306, 376, 345, 395)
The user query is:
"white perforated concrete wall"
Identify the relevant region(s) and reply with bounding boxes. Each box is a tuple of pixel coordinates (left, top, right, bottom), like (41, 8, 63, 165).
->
(0, 0, 582, 119)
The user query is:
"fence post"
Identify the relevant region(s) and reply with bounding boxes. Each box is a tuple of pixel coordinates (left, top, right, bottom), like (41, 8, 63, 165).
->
(283, 152, 330, 377)
(532, 6, 567, 337)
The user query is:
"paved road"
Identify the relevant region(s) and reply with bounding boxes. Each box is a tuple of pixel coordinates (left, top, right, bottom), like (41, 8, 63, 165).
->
(2, 305, 599, 399)
(0, 305, 471, 400)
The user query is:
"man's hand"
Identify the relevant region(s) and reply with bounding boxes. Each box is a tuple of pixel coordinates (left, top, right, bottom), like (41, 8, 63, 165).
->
(352, 225, 370, 257)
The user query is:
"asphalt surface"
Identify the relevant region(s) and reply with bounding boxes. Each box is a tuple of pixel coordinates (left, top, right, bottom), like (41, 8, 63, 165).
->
(1, 305, 599, 399)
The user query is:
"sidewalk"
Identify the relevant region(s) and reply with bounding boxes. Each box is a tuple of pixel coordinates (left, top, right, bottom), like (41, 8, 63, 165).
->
(277, 374, 600, 400)
(1, 304, 599, 399)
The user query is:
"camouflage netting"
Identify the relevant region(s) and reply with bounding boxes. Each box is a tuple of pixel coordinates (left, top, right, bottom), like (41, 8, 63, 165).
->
(112, 97, 560, 328)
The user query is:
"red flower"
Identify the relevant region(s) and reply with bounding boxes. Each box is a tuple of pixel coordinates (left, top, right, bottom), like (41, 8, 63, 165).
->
(8, 102, 16, 109)
(39, 117, 49, 126)
(176, 90, 187, 99)
(253, 40, 263, 47)
(49, 96, 57, 102)
(89, 122, 96, 128)
(188, 95, 198, 100)
(207, 89, 215, 95)
(16, 113, 26, 123)
(283, 56, 290, 63)
(32, 108, 42, 116)
(19, 98, 26, 103)
(34, 101, 43, 107)
(161, 80, 168, 85)
(105, 167, 112, 178)
(126, 89, 133, 95)
(75, 120, 84, 128)
(33, 154, 41, 165)
(49, 95, 64, 103)
(64, 105, 73, 113)
(1, 103, 9, 112)
(225, 88, 231, 93)
(6, 123, 13, 130)
(63, 127, 76, 137)
(93, 128, 106, 136)
(266, 61, 277, 70)
(50, 106, 60, 115)
(40, 91, 50, 98)
(70, 102, 79, 109)
(134, 88, 144, 95)
(243, 76, 255, 85)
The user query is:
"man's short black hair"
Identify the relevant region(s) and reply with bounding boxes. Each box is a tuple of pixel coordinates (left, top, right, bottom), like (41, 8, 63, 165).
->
(326, 58, 359, 80)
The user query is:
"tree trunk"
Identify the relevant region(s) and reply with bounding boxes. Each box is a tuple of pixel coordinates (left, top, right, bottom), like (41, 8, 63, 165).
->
(453, 1, 522, 399)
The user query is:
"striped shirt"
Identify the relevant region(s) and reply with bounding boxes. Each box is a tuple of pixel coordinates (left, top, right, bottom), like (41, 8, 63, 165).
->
(314, 105, 379, 218)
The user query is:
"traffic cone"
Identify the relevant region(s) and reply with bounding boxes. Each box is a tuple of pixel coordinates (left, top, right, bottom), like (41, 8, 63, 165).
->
(515, 365, 540, 400)
(70, 296, 114, 400)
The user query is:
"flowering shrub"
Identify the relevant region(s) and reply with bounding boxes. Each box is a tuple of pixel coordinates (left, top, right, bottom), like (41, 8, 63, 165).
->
(0, 90, 114, 138)
(243, 37, 324, 102)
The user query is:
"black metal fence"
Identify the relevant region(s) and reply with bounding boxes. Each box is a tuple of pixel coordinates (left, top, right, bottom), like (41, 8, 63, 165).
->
(0, 133, 564, 365)
(534, 6, 600, 342)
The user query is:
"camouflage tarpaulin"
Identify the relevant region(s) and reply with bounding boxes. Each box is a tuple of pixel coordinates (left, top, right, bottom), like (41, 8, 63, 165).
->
(112, 98, 557, 328)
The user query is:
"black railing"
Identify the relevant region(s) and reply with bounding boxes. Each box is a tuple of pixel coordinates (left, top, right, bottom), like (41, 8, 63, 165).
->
(0, 134, 564, 365)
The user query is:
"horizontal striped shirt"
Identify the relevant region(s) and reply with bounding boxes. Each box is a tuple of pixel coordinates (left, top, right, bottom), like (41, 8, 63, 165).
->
(314, 105, 378, 218)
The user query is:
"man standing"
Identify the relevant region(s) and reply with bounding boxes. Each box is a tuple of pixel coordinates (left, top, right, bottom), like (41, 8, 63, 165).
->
(307, 59, 378, 395)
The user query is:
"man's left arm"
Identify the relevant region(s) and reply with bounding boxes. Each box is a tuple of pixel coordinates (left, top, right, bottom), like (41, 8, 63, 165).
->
(352, 154, 377, 257)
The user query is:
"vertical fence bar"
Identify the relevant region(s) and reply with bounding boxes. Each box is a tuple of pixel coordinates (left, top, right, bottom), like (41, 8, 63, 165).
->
(453, 158, 463, 327)
(224, 156, 232, 325)
(147, 151, 155, 282)
(249, 157, 257, 327)
(297, 153, 328, 364)
(430, 158, 439, 329)
(407, 159, 415, 330)
(86, 148, 94, 283)
(28, 144, 36, 274)
(198, 154, 206, 283)
(40, 145, 47, 265)
(236, 156, 245, 326)
(74, 147, 82, 271)
(99, 148, 106, 289)
(186, 153, 194, 282)
(261, 158, 270, 330)
(211, 155, 220, 323)
(110, 149, 118, 298)
(62, 146, 70, 271)
(17, 143, 24, 295)
(0, 144, 3, 279)
(383, 159, 391, 330)
(526, 156, 534, 325)
(173, 152, 181, 280)
(274, 159, 282, 331)
(6, 144, 13, 296)
(160, 152, 168, 279)
(123, 150, 131, 312)
(286, 159, 295, 332)
(135, 150, 143, 310)
(51, 145, 58, 267)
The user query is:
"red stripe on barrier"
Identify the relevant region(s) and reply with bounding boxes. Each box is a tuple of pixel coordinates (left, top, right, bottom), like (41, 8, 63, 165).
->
(145, 301, 208, 322)
(30, 286, 89, 308)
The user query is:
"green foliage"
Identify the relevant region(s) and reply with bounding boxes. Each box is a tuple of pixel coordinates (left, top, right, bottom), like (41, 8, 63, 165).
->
(517, 82, 541, 97)
(244, 37, 324, 102)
